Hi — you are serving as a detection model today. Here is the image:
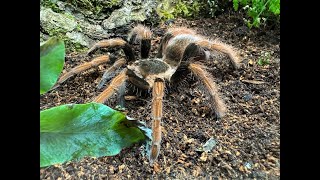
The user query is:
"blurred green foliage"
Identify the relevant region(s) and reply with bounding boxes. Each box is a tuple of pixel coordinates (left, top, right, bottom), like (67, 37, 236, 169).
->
(233, 0, 280, 28)
(157, 0, 279, 28)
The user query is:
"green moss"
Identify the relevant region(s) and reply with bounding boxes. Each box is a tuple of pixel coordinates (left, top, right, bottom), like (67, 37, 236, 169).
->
(47, 28, 68, 37)
(42, 30, 88, 53)
(64, 39, 88, 53)
(76, 24, 83, 32)
(64, 13, 75, 21)
(103, 0, 121, 7)
(68, 0, 122, 15)
(41, 0, 62, 13)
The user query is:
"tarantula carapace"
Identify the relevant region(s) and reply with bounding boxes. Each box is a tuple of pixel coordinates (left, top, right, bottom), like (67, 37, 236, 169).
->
(54, 24, 241, 165)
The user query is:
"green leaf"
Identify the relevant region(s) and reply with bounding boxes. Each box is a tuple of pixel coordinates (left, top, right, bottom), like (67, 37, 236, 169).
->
(40, 103, 146, 167)
(40, 37, 65, 94)
(239, 0, 248, 6)
(257, 58, 269, 66)
(269, 0, 280, 15)
(253, 17, 261, 27)
(233, 0, 239, 11)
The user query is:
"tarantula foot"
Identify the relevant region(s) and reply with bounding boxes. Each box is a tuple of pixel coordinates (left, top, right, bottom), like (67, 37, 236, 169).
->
(233, 62, 243, 70)
(214, 111, 225, 120)
(149, 143, 160, 166)
(97, 74, 114, 89)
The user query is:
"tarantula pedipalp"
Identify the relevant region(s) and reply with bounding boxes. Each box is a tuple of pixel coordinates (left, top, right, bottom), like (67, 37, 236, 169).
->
(53, 24, 241, 165)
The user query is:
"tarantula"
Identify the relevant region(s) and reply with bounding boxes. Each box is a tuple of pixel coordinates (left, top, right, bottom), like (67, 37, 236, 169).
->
(53, 24, 241, 165)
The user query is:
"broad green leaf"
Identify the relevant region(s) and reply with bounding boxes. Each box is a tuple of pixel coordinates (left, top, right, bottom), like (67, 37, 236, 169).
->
(40, 103, 146, 167)
(40, 37, 65, 94)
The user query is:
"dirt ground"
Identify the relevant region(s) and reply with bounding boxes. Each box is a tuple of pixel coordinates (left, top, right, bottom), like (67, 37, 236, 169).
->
(40, 12, 280, 179)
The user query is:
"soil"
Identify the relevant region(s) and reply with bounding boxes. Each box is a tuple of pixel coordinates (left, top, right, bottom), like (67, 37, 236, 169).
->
(40, 12, 280, 179)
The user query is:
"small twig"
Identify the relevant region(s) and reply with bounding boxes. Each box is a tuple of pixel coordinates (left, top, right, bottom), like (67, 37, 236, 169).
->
(241, 79, 265, 84)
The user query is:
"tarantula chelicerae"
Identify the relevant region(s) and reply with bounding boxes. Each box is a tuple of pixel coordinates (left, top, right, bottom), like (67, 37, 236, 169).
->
(54, 24, 241, 165)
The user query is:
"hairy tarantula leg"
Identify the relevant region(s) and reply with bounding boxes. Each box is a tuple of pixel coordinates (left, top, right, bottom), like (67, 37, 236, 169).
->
(127, 24, 152, 59)
(196, 40, 241, 69)
(87, 38, 135, 61)
(181, 43, 208, 62)
(149, 79, 165, 166)
(189, 63, 227, 118)
(170, 43, 207, 84)
(156, 33, 174, 58)
(97, 58, 127, 90)
(117, 79, 126, 108)
(157, 27, 198, 57)
(93, 69, 128, 103)
(52, 55, 110, 90)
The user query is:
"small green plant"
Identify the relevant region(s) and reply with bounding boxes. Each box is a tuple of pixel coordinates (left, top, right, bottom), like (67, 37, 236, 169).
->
(40, 102, 149, 167)
(173, 0, 202, 18)
(41, 0, 62, 13)
(206, 0, 219, 17)
(257, 51, 271, 66)
(233, 0, 280, 28)
(156, 0, 175, 21)
(40, 37, 65, 94)
(156, 0, 204, 21)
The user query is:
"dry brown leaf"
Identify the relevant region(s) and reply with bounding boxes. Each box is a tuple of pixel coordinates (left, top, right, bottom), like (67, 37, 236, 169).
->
(248, 59, 254, 65)
(165, 167, 171, 174)
(177, 167, 186, 176)
(224, 150, 232, 155)
(180, 153, 187, 159)
(153, 163, 161, 173)
(236, 151, 240, 156)
(192, 166, 202, 177)
(254, 163, 260, 168)
(191, 98, 201, 104)
(267, 155, 278, 164)
(239, 165, 245, 172)
(239, 103, 252, 108)
(109, 165, 115, 174)
(186, 138, 195, 144)
(200, 152, 208, 162)
(184, 162, 193, 167)
(118, 164, 126, 173)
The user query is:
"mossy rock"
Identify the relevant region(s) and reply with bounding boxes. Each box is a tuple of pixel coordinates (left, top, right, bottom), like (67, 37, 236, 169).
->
(40, 0, 158, 52)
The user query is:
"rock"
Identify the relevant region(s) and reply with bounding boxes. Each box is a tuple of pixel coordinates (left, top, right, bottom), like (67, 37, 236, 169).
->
(55, 1, 110, 39)
(243, 94, 253, 101)
(40, 7, 77, 33)
(201, 137, 217, 152)
(40, 3, 110, 51)
(40, 0, 157, 52)
(40, 32, 50, 42)
(102, 0, 156, 30)
(78, 21, 110, 39)
(56, 0, 123, 20)
(66, 31, 93, 47)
